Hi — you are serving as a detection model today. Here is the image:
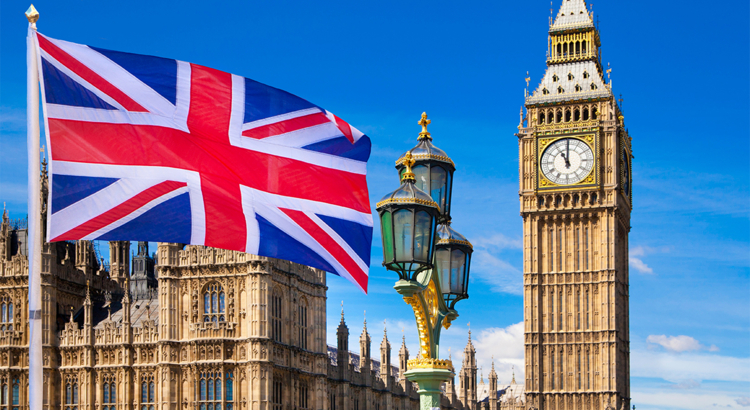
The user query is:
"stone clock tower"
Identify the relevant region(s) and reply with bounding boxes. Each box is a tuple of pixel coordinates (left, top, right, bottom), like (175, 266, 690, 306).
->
(517, 1, 632, 409)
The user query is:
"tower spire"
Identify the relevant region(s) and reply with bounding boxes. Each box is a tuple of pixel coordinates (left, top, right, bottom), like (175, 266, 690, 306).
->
(340, 300, 345, 324)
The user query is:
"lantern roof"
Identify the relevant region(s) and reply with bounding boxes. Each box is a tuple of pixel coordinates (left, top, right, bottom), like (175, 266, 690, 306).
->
(376, 152, 439, 211)
(395, 112, 455, 169)
(436, 223, 473, 250)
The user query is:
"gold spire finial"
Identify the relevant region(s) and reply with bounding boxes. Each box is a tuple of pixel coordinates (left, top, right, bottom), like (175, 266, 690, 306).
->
(25, 5, 39, 25)
(417, 112, 431, 141)
(400, 152, 416, 182)
(525, 71, 530, 87)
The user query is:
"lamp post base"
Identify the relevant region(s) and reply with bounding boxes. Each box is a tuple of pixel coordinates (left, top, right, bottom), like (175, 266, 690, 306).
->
(405, 365, 454, 410)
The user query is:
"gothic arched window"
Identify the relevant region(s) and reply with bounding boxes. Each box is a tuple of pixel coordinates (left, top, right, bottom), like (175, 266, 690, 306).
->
(103, 375, 116, 410)
(10, 378, 18, 410)
(203, 283, 225, 323)
(586, 291, 590, 330)
(1, 296, 14, 331)
(199, 370, 233, 410)
(1, 382, 6, 405)
(298, 298, 308, 350)
(551, 351, 556, 390)
(141, 374, 154, 410)
(273, 378, 283, 410)
(271, 289, 282, 343)
(226, 370, 234, 410)
(299, 380, 308, 409)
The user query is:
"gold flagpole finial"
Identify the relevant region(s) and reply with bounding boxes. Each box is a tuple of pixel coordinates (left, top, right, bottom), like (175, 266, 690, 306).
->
(400, 152, 416, 183)
(25, 4, 39, 25)
(417, 112, 431, 141)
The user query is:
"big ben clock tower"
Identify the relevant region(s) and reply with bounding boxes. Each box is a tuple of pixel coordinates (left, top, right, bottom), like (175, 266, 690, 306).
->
(517, 1, 632, 409)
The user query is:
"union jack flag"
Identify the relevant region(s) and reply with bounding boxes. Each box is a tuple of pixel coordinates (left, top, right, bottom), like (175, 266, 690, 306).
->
(34, 32, 372, 292)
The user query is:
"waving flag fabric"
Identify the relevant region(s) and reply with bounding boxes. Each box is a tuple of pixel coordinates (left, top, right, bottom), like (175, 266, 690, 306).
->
(34, 32, 372, 292)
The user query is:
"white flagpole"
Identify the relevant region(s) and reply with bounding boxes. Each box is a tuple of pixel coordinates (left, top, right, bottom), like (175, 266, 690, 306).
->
(25, 5, 43, 410)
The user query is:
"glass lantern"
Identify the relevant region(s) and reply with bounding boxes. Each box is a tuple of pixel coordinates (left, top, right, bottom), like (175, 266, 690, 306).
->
(396, 113, 455, 222)
(377, 153, 440, 282)
(434, 223, 473, 309)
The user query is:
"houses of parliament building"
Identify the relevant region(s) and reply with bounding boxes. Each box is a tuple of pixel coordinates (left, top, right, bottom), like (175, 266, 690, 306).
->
(1, 1, 631, 410)
(0, 200, 526, 410)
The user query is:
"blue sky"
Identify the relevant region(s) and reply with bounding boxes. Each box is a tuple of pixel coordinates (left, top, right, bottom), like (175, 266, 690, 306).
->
(1, 1, 748, 409)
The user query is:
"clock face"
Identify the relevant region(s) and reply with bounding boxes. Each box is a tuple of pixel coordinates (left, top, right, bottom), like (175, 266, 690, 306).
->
(540, 138, 595, 185)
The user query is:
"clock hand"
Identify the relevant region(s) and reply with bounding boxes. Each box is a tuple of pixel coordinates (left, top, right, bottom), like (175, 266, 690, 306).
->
(566, 140, 571, 167)
(561, 152, 571, 169)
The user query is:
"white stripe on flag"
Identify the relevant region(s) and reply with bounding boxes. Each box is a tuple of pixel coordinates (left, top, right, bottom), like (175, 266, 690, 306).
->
(48, 177, 165, 239)
(42, 35, 177, 118)
(240, 107, 322, 132)
(39, 49, 127, 111)
(83, 185, 190, 240)
(49, 161, 207, 245)
(258, 122, 346, 148)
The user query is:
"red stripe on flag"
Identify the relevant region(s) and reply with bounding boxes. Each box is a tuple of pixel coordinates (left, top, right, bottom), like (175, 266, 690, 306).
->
(187, 64, 233, 144)
(281, 209, 368, 293)
(48, 120, 372, 214)
(51, 181, 187, 241)
(333, 114, 354, 143)
(184, 64, 248, 249)
(37, 35, 148, 113)
(242, 112, 330, 140)
(201, 174, 247, 252)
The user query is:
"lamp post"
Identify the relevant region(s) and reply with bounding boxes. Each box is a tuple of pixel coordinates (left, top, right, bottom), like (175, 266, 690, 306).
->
(376, 113, 472, 409)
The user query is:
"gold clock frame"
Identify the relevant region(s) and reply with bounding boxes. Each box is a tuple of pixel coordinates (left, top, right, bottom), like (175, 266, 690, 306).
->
(536, 133, 599, 192)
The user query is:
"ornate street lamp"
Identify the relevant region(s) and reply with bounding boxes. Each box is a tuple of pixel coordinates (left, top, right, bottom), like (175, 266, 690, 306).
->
(434, 223, 473, 310)
(377, 151, 440, 285)
(395, 113, 456, 223)
(376, 113, 472, 410)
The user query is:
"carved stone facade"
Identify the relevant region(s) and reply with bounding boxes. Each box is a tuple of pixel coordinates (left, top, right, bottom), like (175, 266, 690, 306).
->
(0, 202, 505, 410)
(517, 1, 632, 410)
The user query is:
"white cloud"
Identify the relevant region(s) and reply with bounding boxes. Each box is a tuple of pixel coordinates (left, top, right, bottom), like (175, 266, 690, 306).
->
(629, 245, 669, 275)
(633, 390, 744, 410)
(632, 349, 750, 382)
(669, 379, 701, 389)
(629, 256, 654, 274)
(646, 334, 719, 353)
(736, 396, 750, 407)
(471, 322, 525, 383)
